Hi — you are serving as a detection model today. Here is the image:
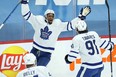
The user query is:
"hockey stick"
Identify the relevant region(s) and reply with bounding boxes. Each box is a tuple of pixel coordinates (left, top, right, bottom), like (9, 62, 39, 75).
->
(0, 1, 21, 29)
(105, 0, 113, 77)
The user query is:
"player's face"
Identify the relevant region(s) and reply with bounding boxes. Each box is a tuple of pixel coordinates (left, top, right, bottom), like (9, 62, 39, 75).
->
(46, 13, 54, 24)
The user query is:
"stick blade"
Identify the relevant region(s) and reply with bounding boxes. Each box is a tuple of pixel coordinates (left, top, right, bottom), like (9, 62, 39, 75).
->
(0, 24, 4, 29)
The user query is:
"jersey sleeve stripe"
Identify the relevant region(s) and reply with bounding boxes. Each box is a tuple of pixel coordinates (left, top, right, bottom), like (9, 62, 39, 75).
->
(68, 54, 77, 58)
(104, 42, 110, 49)
(67, 22, 70, 31)
(23, 11, 31, 17)
(67, 22, 74, 31)
(70, 50, 79, 54)
(100, 40, 106, 47)
(26, 12, 31, 20)
(23, 11, 31, 20)
(69, 22, 73, 30)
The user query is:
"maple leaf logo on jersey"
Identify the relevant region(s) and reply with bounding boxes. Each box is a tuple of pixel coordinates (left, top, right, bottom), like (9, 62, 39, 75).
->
(40, 26, 52, 40)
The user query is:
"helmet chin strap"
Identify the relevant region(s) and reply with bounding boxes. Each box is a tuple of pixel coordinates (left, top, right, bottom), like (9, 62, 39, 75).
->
(44, 16, 48, 23)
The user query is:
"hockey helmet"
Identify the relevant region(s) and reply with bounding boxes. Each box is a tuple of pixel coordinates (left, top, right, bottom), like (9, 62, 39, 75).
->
(75, 20, 87, 31)
(23, 53, 36, 65)
(44, 9, 55, 17)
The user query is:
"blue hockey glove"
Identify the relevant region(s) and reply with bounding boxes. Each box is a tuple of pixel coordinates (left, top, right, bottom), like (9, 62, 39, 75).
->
(21, 0, 29, 4)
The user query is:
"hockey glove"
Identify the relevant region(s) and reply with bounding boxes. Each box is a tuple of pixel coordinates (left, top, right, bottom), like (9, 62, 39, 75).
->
(21, 0, 29, 4)
(78, 6, 91, 20)
(65, 54, 72, 64)
(109, 42, 114, 51)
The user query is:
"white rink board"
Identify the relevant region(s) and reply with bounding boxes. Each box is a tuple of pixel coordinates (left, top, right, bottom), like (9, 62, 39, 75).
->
(0, 38, 116, 77)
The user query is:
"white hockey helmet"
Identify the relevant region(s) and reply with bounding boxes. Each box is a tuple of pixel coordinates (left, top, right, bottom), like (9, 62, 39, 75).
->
(44, 9, 55, 17)
(23, 53, 36, 65)
(75, 20, 87, 31)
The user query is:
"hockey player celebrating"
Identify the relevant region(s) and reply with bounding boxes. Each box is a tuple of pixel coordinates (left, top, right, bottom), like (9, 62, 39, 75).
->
(20, 0, 91, 66)
(65, 20, 114, 77)
(16, 53, 52, 77)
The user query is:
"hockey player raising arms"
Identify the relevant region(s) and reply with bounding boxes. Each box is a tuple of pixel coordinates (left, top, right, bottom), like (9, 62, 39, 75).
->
(20, 0, 91, 66)
(65, 20, 114, 77)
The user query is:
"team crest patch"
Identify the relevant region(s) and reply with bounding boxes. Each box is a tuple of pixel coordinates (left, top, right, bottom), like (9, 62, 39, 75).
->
(40, 26, 52, 40)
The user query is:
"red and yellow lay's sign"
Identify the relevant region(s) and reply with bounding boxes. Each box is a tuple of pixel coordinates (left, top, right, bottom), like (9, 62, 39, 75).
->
(0, 46, 27, 77)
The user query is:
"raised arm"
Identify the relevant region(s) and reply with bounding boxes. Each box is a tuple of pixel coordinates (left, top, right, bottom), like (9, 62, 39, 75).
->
(71, 6, 91, 29)
(21, 0, 38, 29)
(61, 6, 91, 31)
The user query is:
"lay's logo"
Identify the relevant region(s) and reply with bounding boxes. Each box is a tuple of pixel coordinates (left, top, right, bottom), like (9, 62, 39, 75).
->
(0, 46, 27, 77)
(0, 54, 25, 71)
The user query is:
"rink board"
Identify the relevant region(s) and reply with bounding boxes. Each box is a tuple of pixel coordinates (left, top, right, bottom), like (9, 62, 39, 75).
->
(0, 38, 116, 77)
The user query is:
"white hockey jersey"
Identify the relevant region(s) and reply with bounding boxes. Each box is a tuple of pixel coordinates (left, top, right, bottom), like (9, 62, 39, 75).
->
(21, 4, 81, 53)
(67, 31, 112, 69)
(16, 66, 51, 77)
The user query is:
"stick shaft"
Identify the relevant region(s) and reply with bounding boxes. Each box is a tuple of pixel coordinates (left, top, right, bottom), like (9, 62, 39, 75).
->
(0, 2, 20, 29)
(105, 0, 113, 77)
(3, 2, 20, 24)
